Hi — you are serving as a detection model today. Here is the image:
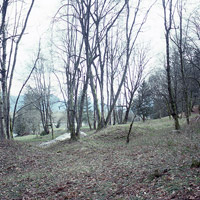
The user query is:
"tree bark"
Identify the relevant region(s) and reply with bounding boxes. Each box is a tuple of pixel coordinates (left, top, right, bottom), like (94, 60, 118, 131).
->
(177, 0, 190, 124)
(86, 94, 92, 130)
(89, 70, 101, 128)
(123, 95, 134, 123)
(0, 97, 5, 140)
(162, 0, 180, 130)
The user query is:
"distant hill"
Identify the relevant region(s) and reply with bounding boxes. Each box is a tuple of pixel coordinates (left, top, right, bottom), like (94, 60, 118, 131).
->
(10, 95, 65, 112)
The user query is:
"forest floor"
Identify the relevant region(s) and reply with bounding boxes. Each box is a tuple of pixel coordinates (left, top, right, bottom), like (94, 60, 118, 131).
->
(0, 116, 200, 200)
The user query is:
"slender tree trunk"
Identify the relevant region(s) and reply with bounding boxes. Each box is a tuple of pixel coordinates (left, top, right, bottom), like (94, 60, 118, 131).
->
(178, 1, 190, 125)
(2, 37, 10, 139)
(1, 1, 9, 139)
(163, 0, 180, 130)
(123, 95, 134, 123)
(93, 109, 96, 130)
(126, 115, 136, 144)
(110, 72, 115, 125)
(86, 94, 92, 130)
(113, 109, 116, 125)
(165, 100, 172, 119)
(76, 77, 89, 138)
(166, 35, 180, 129)
(76, 42, 91, 139)
(142, 115, 145, 122)
(89, 71, 101, 127)
(0, 97, 5, 140)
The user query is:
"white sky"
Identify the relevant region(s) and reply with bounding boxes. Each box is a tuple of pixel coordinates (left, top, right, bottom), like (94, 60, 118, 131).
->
(12, 0, 59, 96)
(11, 0, 199, 96)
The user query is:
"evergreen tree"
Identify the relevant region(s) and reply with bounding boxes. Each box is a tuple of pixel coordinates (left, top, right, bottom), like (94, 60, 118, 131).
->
(132, 81, 153, 122)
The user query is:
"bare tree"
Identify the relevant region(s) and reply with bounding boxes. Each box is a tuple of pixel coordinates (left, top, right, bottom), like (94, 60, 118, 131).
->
(55, 0, 126, 136)
(106, 30, 124, 125)
(89, 0, 126, 129)
(162, 0, 180, 130)
(28, 55, 54, 138)
(123, 46, 149, 123)
(170, 0, 190, 124)
(0, 0, 35, 139)
(186, 7, 200, 111)
(104, 0, 156, 126)
(0, 94, 5, 139)
(54, 0, 96, 140)
(54, 0, 156, 138)
(11, 43, 41, 136)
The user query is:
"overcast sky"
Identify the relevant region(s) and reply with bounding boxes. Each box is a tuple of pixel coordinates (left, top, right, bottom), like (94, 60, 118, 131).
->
(12, 0, 59, 96)
(11, 0, 199, 96)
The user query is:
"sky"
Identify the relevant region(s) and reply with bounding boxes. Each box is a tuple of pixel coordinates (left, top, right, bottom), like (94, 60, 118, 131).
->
(11, 0, 199, 97)
(12, 0, 59, 96)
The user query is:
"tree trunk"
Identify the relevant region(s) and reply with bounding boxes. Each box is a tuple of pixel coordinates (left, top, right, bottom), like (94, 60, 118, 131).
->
(178, 2, 190, 125)
(0, 98, 5, 140)
(0, 0, 35, 139)
(142, 115, 145, 122)
(93, 109, 96, 130)
(163, 0, 180, 130)
(123, 95, 134, 123)
(126, 116, 136, 144)
(86, 94, 92, 130)
(1, 2, 10, 139)
(89, 72, 101, 128)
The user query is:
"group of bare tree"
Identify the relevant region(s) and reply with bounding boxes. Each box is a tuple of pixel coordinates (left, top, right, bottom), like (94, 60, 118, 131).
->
(0, 0, 35, 140)
(52, 0, 155, 140)
(0, 0, 199, 141)
(162, 0, 200, 130)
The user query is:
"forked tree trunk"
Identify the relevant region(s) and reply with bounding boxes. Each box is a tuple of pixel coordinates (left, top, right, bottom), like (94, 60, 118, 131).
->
(123, 95, 134, 123)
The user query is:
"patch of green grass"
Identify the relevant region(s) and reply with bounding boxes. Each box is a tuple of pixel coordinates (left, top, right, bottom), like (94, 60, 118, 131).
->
(14, 134, 42, 142)
(2, 115, 200, 199)
(14, 128, 67, 143)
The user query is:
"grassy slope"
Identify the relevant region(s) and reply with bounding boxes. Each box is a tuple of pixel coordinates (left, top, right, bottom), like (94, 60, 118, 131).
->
(0, 117, 199, 200)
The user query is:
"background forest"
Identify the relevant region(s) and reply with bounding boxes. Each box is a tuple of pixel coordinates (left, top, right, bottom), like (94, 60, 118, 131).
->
(0, 0, 200, 139)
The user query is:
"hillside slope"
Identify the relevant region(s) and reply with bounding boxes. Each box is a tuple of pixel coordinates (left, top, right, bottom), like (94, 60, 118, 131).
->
(0, 117, 200, 199)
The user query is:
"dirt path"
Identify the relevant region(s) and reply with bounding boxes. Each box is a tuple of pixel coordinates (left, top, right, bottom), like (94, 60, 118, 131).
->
(38, 131, 87, 147)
